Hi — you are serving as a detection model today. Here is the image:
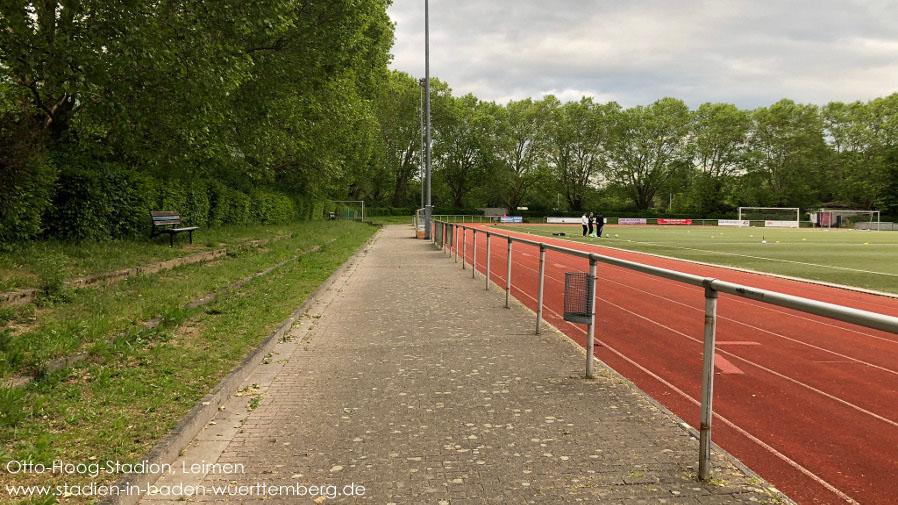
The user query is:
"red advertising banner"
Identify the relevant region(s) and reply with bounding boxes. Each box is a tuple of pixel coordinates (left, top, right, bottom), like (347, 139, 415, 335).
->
(657, 218, 693, 225)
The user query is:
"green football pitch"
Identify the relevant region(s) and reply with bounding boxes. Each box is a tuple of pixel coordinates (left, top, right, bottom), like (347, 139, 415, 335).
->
(494, 224, 898, 295)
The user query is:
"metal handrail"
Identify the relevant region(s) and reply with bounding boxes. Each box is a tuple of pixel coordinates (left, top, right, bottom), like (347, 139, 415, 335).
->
(431, 219, 898, 481)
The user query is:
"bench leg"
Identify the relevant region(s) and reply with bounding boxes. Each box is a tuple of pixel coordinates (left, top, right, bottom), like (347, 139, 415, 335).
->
(170, 233, 174, 248)
(189, 230, 193, 244)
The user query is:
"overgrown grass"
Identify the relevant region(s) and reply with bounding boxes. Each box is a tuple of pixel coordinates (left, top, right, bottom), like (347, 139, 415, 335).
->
(367, 215, 414, 225)
(0, 222, 320, 292)
(0, 220, 376, 504)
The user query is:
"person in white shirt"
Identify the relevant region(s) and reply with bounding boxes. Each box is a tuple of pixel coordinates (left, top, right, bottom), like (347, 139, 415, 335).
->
(581, 213, 588, 237)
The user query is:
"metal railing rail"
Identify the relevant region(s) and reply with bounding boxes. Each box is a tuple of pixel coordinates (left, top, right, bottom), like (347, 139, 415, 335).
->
(433, 214, 500, 223)
(430, 219, 898, 481)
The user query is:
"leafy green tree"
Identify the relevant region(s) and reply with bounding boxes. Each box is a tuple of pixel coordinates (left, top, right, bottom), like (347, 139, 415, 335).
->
(433, 93, 494, 208)
(375, 71, 425, 206)
(746, 99, 829, 207)
(688, 103, 750, 213)
(0, 0, 395, 242)
(490, 98, 548, 212)
(605, 97, 690, 210)
(543, 96, 617, 211)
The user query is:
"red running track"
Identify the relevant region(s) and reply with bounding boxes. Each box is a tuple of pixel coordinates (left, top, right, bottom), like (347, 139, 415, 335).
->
(443, 224, 898, 505)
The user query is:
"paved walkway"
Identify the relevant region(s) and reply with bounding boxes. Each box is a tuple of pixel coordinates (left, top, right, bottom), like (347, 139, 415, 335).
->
(142, 225, 786, 504)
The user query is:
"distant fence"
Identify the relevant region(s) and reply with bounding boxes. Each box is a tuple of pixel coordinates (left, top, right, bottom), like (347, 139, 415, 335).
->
(430, 219, 898, 482)
(857, 222, 897, 231)
(541, 217, 823, 227)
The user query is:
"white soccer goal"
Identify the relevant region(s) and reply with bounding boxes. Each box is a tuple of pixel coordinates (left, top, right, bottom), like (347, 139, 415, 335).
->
(737, 207, 800, 228)
(814, 209, 881, 230)
(333, 200, 365, 221)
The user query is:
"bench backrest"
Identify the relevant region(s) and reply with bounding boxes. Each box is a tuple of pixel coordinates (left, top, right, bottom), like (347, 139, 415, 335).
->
(150, 211, 182, 227)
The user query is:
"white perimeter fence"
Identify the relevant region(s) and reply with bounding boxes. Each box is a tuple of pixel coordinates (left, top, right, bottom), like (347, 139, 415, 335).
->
(430, 219, 898, 481)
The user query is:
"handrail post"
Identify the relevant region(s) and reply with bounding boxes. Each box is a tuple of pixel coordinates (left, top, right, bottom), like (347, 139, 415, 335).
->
(454, 224, 459, 263)
(536, 245, 546, 334)
(586, 258, 598, 379)
(485, 233, 491, 290)
(699, 278, 719, 481)
(462, 226, 466, 269)
(505, 237, 512, 308)
(472, 230, 477, 278)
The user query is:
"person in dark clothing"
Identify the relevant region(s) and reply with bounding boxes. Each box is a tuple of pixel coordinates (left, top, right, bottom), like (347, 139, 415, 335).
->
(588, 212, 595, 236)
(597, 213, 605, 237)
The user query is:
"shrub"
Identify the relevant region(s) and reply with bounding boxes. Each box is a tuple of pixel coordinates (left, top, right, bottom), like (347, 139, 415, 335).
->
(250, 190, 296, 224)
(0, 158, 56, 245)
(0, 115, 58, 246)
(46, 166, 116, 241)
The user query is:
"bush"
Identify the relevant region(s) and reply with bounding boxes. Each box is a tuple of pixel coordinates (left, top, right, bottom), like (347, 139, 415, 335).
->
(46, 165, 117, 241)
(250, 190, 296, 224)
(11, 157, 322, 243)
(182, 182, 211, 228)
(227, 189, 252, 225)
(0, 158, 56, 245)
(366, 206, 416, 217)
(0, 115, 58, 246)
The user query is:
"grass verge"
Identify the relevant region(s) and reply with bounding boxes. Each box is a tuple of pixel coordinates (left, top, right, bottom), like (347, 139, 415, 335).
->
(0, 222, 309, 292)
(0, 220, 376, 504)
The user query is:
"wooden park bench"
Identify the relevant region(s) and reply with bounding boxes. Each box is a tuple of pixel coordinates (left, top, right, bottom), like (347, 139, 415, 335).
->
(150, 211, 199, 247)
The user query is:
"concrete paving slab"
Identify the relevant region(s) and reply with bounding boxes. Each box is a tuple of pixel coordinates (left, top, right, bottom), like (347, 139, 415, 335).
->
(136, 225, 789, 504)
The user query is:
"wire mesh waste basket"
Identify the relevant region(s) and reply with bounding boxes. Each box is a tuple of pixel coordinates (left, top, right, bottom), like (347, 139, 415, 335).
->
(564, 272, 594, 324)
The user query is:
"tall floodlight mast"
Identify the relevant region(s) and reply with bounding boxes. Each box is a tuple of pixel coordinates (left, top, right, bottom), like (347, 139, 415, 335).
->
(423, 0, 433, 239)
(419, 78, 425, 210)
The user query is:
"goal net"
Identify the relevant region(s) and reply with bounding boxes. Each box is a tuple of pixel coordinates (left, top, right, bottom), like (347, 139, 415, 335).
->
(332, 201, 365, 221)
(737, 207, 800, 228)
(813, 209, 880, 230)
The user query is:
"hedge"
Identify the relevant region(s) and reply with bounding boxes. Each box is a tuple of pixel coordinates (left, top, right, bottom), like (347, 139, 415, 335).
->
(2, 165, 332, 246)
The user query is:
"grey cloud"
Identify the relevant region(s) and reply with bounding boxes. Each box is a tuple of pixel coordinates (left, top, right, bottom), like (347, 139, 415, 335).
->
(387, 0, 898, 108)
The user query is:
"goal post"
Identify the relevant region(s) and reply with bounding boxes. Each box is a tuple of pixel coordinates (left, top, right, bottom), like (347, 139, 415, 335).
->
(333, 201, 365, 221)
(814, 209, 880, 230)
(737, 207, 800, 228)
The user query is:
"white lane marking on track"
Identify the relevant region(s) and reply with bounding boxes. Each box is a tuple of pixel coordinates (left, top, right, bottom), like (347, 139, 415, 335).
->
(595, 270, 898, 375)
(502, 252, 898, 428)
(480, 228, 898, 340)
(618, 261, 898, 344)
(533, 299, 863, 505)
(467, 227, 875, 504)
(512, 225, 898, 310)
(514, 225, 898, 278)
(468, 231, 898, 380)
(625, 240, 898, 278)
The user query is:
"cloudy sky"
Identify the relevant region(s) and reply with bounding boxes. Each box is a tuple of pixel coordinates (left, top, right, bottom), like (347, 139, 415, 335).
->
(387, 0, 898, 109)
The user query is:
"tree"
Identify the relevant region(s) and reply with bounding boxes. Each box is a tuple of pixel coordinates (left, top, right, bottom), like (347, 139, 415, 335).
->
(746, 99, 829, 207)
(375, 71, 425, 206)
(490, 98, 547, 211)
(605, 97, 690, 210)
(0, 1, 396, 242)
(543, 96, 616, 211)
(433, 93, 493, 208)
(688, 103, 750, 212)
